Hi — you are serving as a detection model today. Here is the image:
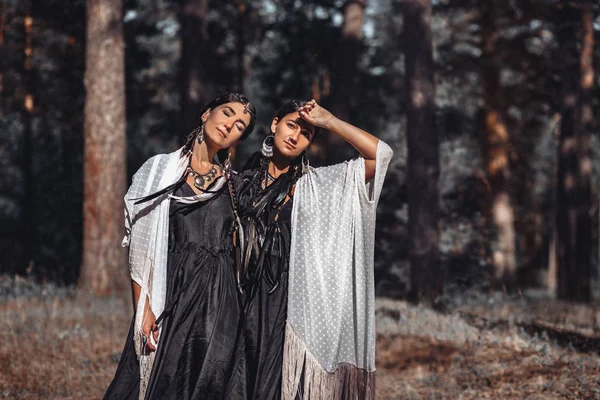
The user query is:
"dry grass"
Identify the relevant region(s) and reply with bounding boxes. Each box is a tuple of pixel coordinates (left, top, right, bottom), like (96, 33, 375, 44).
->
(376, 298, 600, 399)
(0, 294, 131, 399)
(1, 293, 599, 399)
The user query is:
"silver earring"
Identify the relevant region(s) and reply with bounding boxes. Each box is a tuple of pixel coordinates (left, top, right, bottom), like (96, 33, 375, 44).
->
(196, 123, 205, 145)
(261, 134, 274, 158)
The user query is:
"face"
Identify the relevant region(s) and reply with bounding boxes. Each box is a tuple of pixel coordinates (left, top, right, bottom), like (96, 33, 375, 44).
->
(271, 112, 316, 160)
(201, 102, 252, 149)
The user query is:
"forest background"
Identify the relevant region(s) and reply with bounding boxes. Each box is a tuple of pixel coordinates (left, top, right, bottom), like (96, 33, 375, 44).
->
(2, 0, 600, 398)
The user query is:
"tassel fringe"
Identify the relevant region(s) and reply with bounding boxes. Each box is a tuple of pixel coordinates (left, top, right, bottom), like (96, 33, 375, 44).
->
(138, 352, 154, 400)
(282, 323, 376, 400)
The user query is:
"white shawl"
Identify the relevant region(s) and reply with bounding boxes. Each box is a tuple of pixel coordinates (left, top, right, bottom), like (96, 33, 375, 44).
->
(283, 140, 393, 399)
(122, 147, 225, 399)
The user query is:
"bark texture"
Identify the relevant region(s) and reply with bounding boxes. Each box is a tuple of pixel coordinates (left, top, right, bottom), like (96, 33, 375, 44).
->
(480, 1, 517, 287)
(326, 0, 367, 165)
(80, 0, 127, 294)
(403, 0, 441, 303)
(180, 0, 209, 138)
(555, 1, 594, 302)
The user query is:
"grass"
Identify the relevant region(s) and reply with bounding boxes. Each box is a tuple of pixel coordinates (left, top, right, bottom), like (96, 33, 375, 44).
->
(1, 292, 599, 399)
(0, 294, 130, 399)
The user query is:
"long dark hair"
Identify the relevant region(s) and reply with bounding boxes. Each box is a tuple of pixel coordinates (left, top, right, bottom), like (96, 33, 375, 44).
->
(182, 92, 257, 156)
(274, 99, 306, 121)
(239, 99, 311, 207)
(236, 100, 315, 295)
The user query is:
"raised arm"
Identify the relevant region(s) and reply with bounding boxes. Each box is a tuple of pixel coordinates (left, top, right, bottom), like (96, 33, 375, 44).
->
(298, 100, 379, 181)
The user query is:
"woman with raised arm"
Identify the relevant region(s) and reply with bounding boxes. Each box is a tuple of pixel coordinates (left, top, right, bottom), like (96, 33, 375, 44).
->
(237, 99, 393, 399)
(104, 93, 256, 400)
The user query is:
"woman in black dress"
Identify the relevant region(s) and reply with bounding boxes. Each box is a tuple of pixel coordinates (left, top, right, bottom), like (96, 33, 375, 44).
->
(237, 99, 388, 399)
(105, 93, 256, 400)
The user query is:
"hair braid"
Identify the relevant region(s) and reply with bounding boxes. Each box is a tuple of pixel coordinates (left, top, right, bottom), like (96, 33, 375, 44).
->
(225, 168, 246, 294)
(181, 125, 202, 157)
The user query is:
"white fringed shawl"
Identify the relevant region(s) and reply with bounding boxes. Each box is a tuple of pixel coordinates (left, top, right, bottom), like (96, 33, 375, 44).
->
(283, 140, 393, 399)
(121, 147, 225, 399)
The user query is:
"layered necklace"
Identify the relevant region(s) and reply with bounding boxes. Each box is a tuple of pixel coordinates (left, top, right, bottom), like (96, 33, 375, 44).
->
(261, 171, 276, 190)
(186, 163, 220, 190)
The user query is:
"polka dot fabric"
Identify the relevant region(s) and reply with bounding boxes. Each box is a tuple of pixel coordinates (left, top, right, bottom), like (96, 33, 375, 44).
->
(287, 140, 393, 373)
(121, 148, 189, 397)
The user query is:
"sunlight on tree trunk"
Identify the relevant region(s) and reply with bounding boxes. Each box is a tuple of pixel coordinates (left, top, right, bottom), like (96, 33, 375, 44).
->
(491, 192, 516, 280)
(404, 0, 441, 304)
(547, 228, 557, 293)
(21, 6, 36, 274)
(480, 1, 517, 288)
(80, 0, 127, 295)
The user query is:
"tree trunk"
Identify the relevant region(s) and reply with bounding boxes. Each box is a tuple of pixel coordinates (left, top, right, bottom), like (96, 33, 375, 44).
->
(21, 6, 36, 276)
(403, 0, 441, 303)
(235, 0, 246, 93)
(0, 1, 6, 116)
(325, 0, 366, 165)
(479, 1, 517, 289)
(333, 0, 366, 122)
(180, 0, 209, 138)
(80, 0, 128, 295)
(555, 2, 594, 302)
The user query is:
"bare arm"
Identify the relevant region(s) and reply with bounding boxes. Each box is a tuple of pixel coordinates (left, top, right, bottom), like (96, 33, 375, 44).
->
(132, 280, 141, 309)
(299, 100, 379, 181)
(132, 280, 158, 351)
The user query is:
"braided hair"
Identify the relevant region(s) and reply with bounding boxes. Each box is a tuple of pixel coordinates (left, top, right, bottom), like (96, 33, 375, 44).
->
(236, 152, 304, 296)
(237, 100, 316, 295)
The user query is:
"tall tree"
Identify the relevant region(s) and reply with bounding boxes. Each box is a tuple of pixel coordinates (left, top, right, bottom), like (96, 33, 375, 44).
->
(403, 0, 441, 303)
(21, 4, 35, 274)
(555, 1, 594, 302)
(479, 1, 517, 287)
(79, 0, 128, 294)
(234, 0, 247, 93)
(180, 0, 209, 138)
(326, 0, 367, 164)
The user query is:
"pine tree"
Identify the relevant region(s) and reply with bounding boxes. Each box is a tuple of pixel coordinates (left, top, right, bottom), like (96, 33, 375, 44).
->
(79, 0, 128, 294)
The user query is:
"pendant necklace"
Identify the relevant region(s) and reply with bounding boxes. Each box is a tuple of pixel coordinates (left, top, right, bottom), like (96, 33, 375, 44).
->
(262, 171, 276, 190)
(186, 163, 219, 190)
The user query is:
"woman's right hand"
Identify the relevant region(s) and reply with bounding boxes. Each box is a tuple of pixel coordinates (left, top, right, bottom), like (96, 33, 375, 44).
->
(141, 305, 159, 353)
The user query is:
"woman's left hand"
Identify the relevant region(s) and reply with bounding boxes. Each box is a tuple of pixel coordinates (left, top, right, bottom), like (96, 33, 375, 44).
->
(298, 99, 335, 129)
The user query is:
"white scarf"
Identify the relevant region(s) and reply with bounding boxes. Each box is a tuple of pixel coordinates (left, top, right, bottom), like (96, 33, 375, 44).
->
(283, 140, 393, 399)
(121, 147, 225, 399)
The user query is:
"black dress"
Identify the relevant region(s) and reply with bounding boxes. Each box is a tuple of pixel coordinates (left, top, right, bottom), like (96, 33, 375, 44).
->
(105, 181, 246, 400)
(237, 164, 294, 400)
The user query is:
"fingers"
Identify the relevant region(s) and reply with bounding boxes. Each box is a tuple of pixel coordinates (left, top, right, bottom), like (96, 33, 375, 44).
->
(146, 341, 157, 352)
(142, 325, 158, 353)
(298, 110, 313, 122)
(144, 332, 156, 352)
(299, 99, 316, 112)
(301, 100, 317, 112)
(298, 99, 321, 124)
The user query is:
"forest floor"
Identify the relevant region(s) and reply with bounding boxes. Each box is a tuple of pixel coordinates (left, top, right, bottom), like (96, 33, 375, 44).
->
(1, 278, 600, 399)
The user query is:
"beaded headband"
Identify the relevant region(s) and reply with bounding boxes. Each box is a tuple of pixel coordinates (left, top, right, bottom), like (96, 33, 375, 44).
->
(232, 93, 256, 119)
